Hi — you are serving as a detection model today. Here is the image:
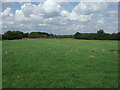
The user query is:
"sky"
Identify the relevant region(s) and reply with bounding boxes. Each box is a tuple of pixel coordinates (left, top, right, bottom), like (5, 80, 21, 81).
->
(0, 0, 118, 35)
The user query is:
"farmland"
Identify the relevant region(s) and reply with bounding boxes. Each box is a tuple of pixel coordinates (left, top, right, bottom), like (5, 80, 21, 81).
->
(2, 39, 118, 88)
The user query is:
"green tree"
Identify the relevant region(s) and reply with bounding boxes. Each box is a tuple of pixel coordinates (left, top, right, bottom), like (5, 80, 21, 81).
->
(3, 31, 24, 40)
(97, 29, 105, 34)
(74, 32, 81, 39)
(96, 30, 106, 40)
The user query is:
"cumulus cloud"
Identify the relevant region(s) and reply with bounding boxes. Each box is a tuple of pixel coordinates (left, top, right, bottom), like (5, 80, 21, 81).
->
(108, 10, 118, 14)
(68, 2, 107, 22)
(21, 3, 37, 17)
(4, 1, 107, 23)
(43, 0, 61, 15)
(1, 8, 13, 17)
(18, 0, 62, 18)
(1, 1, 118, 34)
(69, 11, 93, 22)
(97, 18, 104, 24)
(60, 10, 70, 17)
(15, 10, 25, 21)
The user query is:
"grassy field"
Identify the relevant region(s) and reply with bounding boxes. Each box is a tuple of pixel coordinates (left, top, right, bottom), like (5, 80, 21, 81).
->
(2, 39, 118, 88)
(0, 41, 2, 89)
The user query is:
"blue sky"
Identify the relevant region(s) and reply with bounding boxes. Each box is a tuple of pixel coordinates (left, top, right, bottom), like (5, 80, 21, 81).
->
(1, 1, 118, 35)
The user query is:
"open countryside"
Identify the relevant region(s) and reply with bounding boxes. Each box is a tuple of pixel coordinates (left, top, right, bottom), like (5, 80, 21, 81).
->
(1, 1, 119, 88)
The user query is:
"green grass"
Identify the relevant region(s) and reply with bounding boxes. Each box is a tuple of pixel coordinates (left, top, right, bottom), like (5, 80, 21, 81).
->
(0, 41, 2, 89)
(2, 39, 118, 88)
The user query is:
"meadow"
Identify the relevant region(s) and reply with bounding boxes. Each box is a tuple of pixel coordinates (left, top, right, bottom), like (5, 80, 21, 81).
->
(2, 39, 118, 88)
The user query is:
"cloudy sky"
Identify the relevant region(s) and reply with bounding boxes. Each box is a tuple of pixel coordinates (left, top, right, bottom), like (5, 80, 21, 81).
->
(1, 0, 118, 35)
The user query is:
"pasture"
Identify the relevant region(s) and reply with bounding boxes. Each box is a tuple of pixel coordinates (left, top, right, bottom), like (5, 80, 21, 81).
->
(2, 39, 118, 88)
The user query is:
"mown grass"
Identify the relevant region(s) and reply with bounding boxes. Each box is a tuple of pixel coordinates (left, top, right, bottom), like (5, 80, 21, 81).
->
(2, 39, 118, 88)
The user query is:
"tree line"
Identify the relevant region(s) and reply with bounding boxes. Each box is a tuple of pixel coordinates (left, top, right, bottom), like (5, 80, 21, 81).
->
(1, 31, 73, 40)
(1, 30, 120, 40)
(74, 30, 120, 40)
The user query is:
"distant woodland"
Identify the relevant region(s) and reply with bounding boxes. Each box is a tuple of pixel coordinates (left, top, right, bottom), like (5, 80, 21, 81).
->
(1, 30, 120, 40)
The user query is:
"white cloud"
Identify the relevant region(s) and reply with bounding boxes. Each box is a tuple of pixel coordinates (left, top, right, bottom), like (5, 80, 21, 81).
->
(108, 10, 118, 14)
(1, 8, 13, 17)
(72, 2, 107, 15)
(114, 21, 118, 24)
(97, 18, 104, 24)
(68, 2, 107, 22)
(15, 10, 25, 21)
(1, 1, 118, 34)
(69, 11, 93, 22)
(60, 10, 70, 17)
(43, 18, 54, 23)
(43, 0, 61, 14)
(21, 3, 37, 17)
(38, 24, 50, 26)
(13, 1, 63, 21)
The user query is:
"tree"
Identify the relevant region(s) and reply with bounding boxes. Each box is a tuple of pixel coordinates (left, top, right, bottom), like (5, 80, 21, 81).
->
(28, 32, 50, 38)
(97, 29, 105, 34)
(24, 33, 29, 38)
(0, 34, 2, 40)
(96, 30, 106, 40)
(3, 31, 24, 40)
(74, 32, 81, 39)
